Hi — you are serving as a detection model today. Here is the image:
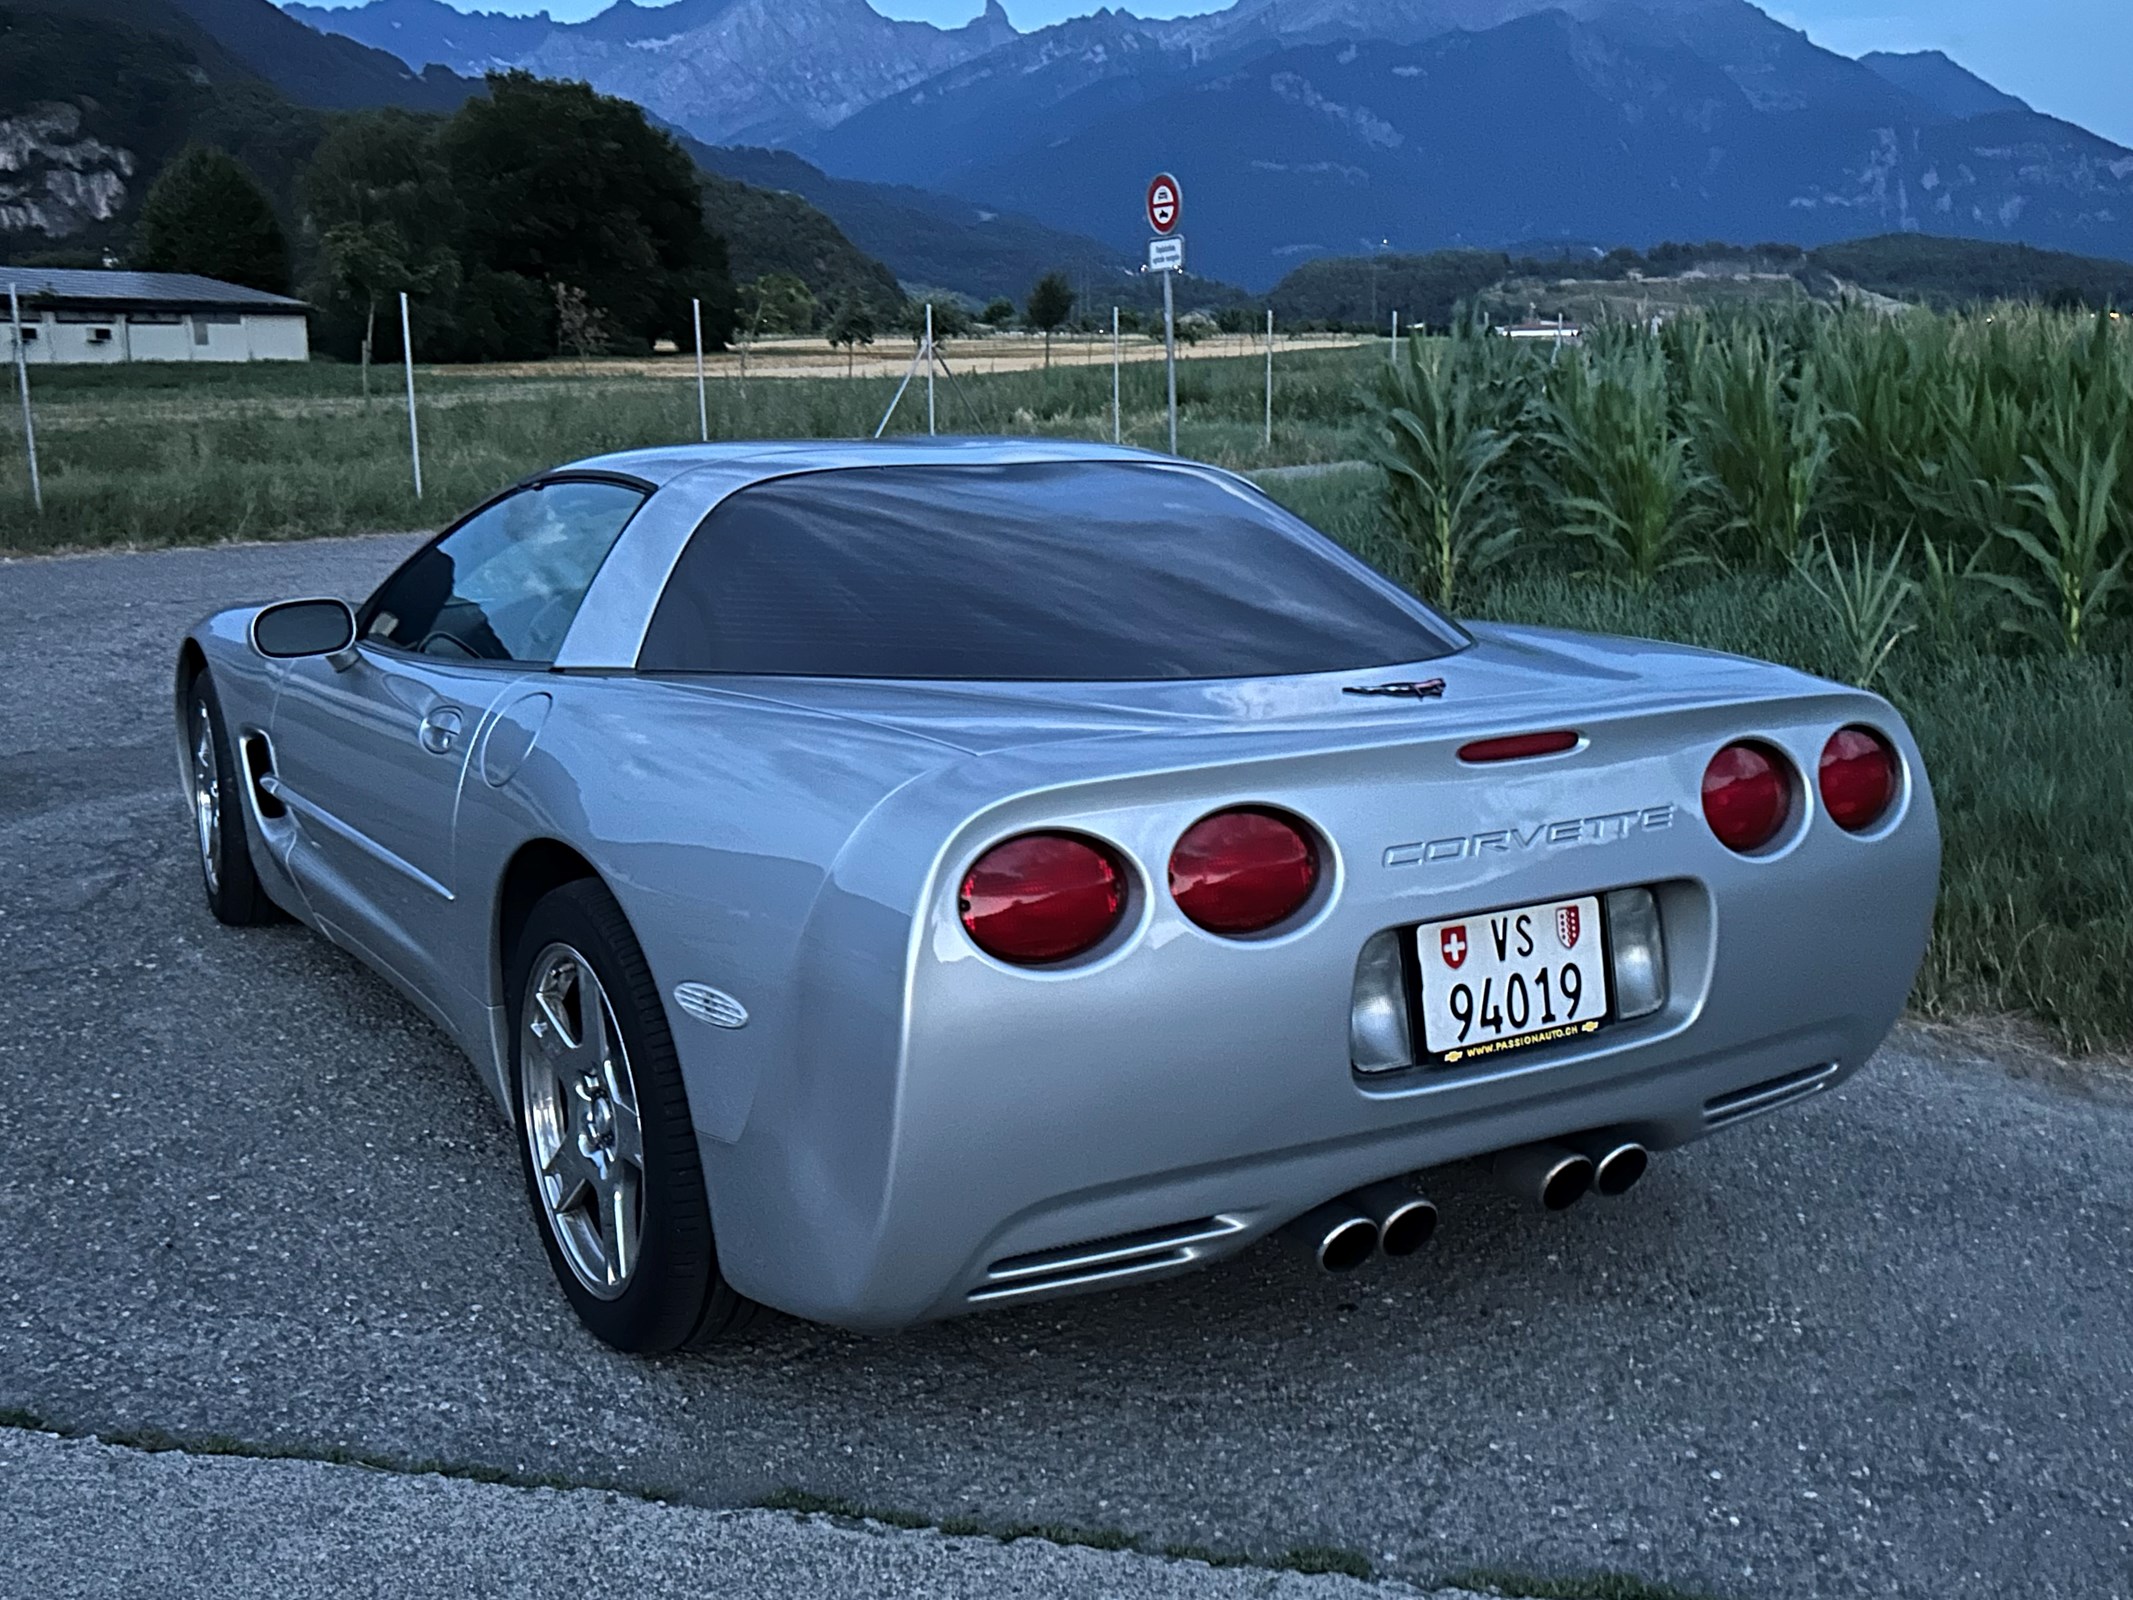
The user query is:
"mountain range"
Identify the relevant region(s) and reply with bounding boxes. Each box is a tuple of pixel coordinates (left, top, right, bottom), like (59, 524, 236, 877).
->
(284, 0, 2133, 288)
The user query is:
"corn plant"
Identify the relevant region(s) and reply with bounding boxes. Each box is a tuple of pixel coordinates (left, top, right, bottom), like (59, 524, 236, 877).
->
(1370, 336, 1519, 609)
(1537, 338, 1701, 588)
(1685, 325, 1835, 565)
(1794, 532, 1918, 690)
(1983, 441, 2129, 656)
(1918, 528, 1991, 645)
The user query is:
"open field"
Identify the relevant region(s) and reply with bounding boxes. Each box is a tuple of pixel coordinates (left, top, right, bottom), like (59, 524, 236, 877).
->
(0, 346, 1374, 551)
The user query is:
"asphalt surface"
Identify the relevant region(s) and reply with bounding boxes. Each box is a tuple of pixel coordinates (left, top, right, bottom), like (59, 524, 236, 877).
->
(1, 1425, 1477, 1600)
(2, 534, 2131, 1600)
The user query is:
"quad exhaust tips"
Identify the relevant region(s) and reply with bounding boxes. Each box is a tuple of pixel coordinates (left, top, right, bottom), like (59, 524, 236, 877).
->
(1490, 1134, 1650, 1210)
(1569, 1134, 1650, 1198)
(1284, 1202, 1380, 1273)
(1284, 1180, 1439, 1272)
(1490, 1143, 1595, 1211)
(1354, 1179, 1439, 1257)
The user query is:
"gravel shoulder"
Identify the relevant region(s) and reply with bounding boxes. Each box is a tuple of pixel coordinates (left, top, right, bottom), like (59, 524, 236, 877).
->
(1, 538, 2130, 1600)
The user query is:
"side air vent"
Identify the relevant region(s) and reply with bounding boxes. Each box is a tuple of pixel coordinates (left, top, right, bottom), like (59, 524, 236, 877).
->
(1704, 1062, 1840, 1128)
(970, 1216, 1245, 1304)
(242, 735, 286, 819)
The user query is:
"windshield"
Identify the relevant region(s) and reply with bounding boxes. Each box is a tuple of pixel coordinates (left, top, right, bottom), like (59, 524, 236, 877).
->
(635, 461, 1464, 681)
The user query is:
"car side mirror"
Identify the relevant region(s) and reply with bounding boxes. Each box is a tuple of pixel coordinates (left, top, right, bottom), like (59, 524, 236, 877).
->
(251, 598, 357, 661)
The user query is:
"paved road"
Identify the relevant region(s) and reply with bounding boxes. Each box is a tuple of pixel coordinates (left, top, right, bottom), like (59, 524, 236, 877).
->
(3, 537, 2131, 1600)
(1, 1425, 1475, 1600)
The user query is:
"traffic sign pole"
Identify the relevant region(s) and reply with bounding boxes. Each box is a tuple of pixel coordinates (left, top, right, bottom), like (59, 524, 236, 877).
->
(1162, 268, 1177, 455)
(1265, 308, 1273, 449)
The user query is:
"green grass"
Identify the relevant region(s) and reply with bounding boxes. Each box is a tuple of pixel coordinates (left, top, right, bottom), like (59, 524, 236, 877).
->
(0, 348, 1372, 553)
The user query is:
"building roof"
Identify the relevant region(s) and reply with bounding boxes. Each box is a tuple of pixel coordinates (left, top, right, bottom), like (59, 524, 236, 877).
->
(0, 268, 308, 312)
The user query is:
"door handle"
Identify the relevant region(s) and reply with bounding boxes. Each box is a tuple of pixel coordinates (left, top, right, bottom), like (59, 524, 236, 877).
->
(419, 706, 465, 755)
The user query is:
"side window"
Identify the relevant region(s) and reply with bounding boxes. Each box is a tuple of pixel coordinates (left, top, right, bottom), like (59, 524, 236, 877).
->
(362, 479, 646, 663)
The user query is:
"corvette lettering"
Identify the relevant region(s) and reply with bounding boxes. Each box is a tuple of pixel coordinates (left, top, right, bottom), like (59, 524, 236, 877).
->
(1384, 804, 1676, 868)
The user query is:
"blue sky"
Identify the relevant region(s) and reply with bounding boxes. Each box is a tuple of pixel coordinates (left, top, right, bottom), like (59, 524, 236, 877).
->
(320, 0, 2133, 148)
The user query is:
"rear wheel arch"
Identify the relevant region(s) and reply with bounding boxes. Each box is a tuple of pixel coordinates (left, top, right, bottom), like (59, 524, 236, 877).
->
(494, 839, 602, 1005)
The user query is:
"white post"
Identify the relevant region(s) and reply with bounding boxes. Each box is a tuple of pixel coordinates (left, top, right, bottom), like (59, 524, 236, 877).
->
(925, 303, 936, 436)
(1162, 269, 1177, 456)
(692, 297, 707, 442)
(1111, 306, 1121, 444)
(1390, 308, 1399, 360)
(1265, 308, 1274, 450)
(399, 290, 422, 500)
(8, 284, 40, 514)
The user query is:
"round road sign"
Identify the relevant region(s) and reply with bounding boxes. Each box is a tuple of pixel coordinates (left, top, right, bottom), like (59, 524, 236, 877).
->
(1146, 173, 1182, 236)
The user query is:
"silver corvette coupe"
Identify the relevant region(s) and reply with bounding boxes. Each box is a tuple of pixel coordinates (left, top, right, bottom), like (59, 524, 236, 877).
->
(176, 438, 1939, 1350)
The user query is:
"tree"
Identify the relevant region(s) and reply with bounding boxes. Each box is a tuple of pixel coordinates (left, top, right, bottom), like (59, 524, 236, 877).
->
(980, 296, 1015, 326)
(827, 302, 876, 376)
(133, 146, 290, 294)
(552, 282, 612, 365)
(442, 72, 735, 352)
(1025, 272, 1075, 368)
(740, 273, 817, 337)
(302, 111, 467, 373)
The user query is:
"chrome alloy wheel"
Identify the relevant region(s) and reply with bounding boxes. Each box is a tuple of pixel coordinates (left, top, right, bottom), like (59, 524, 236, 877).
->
(520, 943, 645, 1299)
(190, 701, 222, 896)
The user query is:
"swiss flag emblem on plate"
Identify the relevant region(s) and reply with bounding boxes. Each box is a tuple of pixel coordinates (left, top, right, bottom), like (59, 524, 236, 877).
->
(1440, 925, 1469, 969)
(1556, 904, 1582, 950)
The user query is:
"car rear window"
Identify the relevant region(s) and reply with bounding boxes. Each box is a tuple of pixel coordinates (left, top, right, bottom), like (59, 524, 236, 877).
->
(635, 462, 1463, 681)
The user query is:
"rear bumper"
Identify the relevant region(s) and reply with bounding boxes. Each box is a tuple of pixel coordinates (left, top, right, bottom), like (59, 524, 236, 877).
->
(694, 688, 1939, 1330)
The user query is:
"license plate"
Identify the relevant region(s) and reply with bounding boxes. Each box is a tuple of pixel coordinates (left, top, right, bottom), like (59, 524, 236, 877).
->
(1415, 895, 1610, 1064)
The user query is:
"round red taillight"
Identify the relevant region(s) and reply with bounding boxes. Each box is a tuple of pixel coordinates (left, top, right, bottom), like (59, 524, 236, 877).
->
(959, 833, 1127, 965)
(1820, 726, 1899, 832)
(1701, 742, 1792, 854)
(1169, 807, 1321, 935)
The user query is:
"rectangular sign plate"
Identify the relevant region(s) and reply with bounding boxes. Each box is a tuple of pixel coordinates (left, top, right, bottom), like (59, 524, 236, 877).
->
(1414, 895, 1611, 1064)
(1147, 236, 1185, 272)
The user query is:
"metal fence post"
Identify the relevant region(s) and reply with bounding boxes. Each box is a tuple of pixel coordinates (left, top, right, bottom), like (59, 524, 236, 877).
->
(1264, 308, 1273, 449)
(693, 297, 708, 442)
(1390, 308, 1399, 360)
(400, 291, 422, 500)
(8, 284, 41, 514)
(925, 303, 936, 436)
(1111, 306, 1121, 444)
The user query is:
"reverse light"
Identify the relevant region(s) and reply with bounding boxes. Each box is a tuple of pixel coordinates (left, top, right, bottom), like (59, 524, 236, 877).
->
(1169, 807, 1321, 935)
(1820, 727, 1899, 832)
(1701, 742, 1792, 853)
(1349, 929, 1413, 1073)
(1604, 887, 1668, 1021)
(959, 833, 1127, 965)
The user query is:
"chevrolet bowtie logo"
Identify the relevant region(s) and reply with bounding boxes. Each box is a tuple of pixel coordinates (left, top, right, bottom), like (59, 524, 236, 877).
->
(1342, 678, 1447, 700)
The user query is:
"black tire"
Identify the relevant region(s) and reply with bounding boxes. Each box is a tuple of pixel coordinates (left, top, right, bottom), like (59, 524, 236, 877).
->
(507, 878, 756, 1351)
(185, 672, 278, 927)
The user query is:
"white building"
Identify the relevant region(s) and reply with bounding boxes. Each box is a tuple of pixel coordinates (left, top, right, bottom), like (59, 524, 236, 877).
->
(0, 268, 310, 364)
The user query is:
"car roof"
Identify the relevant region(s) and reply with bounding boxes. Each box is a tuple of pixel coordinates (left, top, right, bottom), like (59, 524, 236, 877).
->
(558, 435, 1179, 489)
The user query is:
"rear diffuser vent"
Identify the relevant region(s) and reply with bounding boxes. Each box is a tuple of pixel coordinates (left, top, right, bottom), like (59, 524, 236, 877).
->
(970, 1216, 1243, 1304)
(1704, 1062, 1839, 1128)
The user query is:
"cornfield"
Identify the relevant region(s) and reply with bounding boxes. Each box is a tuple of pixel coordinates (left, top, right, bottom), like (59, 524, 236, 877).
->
(1371, 306, 2133, 662)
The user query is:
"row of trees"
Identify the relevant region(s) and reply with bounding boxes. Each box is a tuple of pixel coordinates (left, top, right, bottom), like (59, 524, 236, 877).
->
(129, 73, 739, 366)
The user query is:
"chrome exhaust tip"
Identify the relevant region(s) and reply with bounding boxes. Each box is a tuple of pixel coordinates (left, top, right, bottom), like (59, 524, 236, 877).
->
(1572, 1135, 1649, 1198)
(1489, 1143, 1595, 1212)
(1353, 1179, 1439, 1258)
(1283, 1203, 1380, 1273)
